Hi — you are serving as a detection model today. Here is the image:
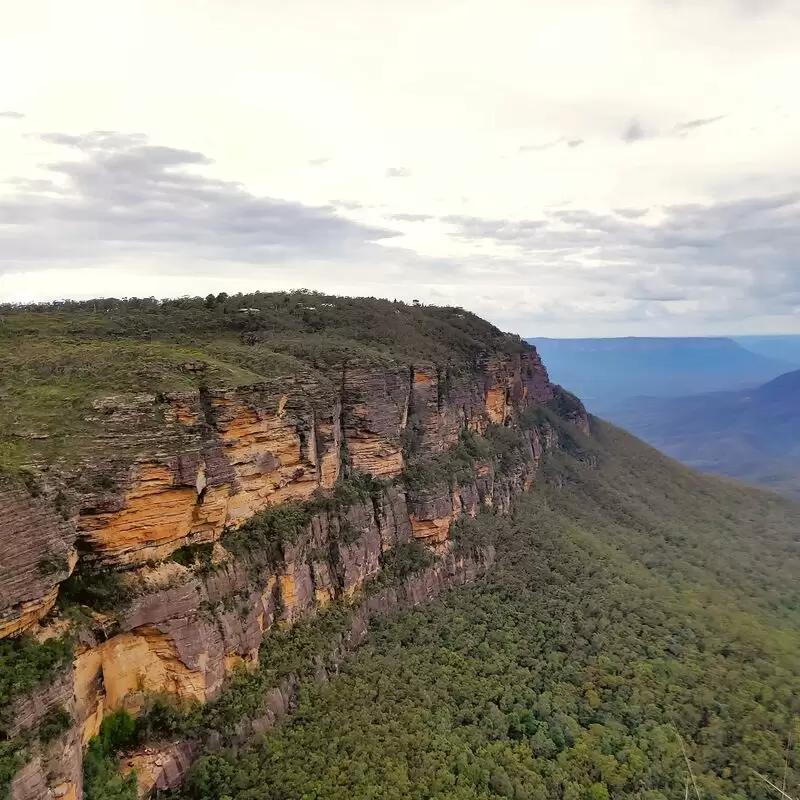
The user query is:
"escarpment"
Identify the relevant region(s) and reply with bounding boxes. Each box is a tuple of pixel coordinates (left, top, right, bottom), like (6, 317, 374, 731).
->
(0, 295, 589, 800)
(0, 482, 77, 638)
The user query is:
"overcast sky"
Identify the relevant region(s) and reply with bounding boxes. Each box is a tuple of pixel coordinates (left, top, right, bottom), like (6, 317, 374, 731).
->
(1, 0, 800, 336)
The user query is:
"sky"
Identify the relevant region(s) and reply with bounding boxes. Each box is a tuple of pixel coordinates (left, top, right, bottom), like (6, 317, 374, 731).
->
(1, 0, 800, 337)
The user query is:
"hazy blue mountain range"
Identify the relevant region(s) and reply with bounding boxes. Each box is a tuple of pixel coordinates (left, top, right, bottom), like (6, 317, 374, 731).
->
(733, 334, 800, 366)
(602, 367, 800, 496)
(526, 336, 794, 412)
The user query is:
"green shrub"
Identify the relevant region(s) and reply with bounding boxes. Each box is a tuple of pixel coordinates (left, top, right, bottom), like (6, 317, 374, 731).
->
(169, 543, 215, 571)
(336, 520, 364, 546)
(310, 472, 388, 515)
(134, 695, 199, 742)
(0, 739, 25, 800)
(484, 423, 527, 477)
(225, 501, 311, 559)
(0, 636, 73, 729)
(83, 710, 138, 800)
(36, 555, 69, 576)
(374, 540, 436, 586)
(402, 429, 504, 493)
(57, 569, 134, 613)
(184, 755, 236, 800)
(226, 474, 389, 558)
(37, 707, 72, 744)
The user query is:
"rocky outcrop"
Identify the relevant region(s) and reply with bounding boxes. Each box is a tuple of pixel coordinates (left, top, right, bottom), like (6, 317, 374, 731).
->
(8, 670, 83, 800)
(72, 485, 416, 743)
(0, 349, 555, 637)
(0, 339, 589, 800)
(0, 480, 77, 638)
(123, 545, 495, 798)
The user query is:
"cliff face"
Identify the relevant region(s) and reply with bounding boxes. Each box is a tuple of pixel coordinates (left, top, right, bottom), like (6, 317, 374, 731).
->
(0, 483, 77, 638)
(1, 344, 576, 800)
(123, 545, 497, 798)
(4, 350, 551, 592)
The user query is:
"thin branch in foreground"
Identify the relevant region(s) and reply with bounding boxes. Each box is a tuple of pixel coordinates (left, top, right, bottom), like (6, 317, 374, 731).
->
(782, 729, 794, 798)
(678, 734, 701, 800)
(753, 769, 797, 800)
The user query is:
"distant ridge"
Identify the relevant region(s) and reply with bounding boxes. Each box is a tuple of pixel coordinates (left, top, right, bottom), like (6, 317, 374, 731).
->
(526, 335, 792, 411)
(604, 365, 800, 496)
(734, 334, 800, 365)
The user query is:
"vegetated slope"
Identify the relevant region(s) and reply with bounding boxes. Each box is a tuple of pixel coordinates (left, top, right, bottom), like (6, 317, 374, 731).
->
(526, 337, 791, 412)
(176, 421, 800, 800)
(604, 368, 800, 497)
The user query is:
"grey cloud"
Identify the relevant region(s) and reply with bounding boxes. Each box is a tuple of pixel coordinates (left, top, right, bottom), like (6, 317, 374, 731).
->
(443, 215, 549, 240)
(0, 111, 25, 119)
(385, 167, 412, 178)
(622, 119, 647, 143)
(308, 157, 330, 166)
(441, 191, 800, 324)
(614, 207, 649, 219)
(391, 213, 432, 222)
(519, 138, 565, 153)
(620, 115, 725, 145)
(519, 137, 584, 153)
(550, 209, 618, 228)
(333, 199, 364, 210)
(626, 280, 689, 302)
(673, 115, 726, 135)
(0, 131, 402, 271)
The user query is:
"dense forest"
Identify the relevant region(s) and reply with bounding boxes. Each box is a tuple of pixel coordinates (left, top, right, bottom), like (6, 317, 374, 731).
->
(155, 422, 799, 800)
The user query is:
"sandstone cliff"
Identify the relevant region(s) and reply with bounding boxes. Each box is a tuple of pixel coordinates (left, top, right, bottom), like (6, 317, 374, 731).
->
(1, 325, 586, 800)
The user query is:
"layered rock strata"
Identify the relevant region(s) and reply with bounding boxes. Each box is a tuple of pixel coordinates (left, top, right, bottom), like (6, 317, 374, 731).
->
(1, 348, 578, 800)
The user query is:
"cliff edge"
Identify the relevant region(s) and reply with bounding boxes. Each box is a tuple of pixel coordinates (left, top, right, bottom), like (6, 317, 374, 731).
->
(0, 293, 588, 799)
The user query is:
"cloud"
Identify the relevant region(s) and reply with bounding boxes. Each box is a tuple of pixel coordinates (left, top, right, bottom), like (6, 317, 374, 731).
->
(0, 131, 402, 272)
(443, 215, 549, 240)
(519, 138, 565, 153)
(390, 212, 433, 222)
(621, 119, 647, 143)
(673, 115, 726, 135)
(519, 137, 584, 153)
(333, 199, 364, 210)
(0, 111, 25, 119)
(620, 115, 725, 144)
(613, 207, 649, 219)
(385, 167, 412, 178)
(308, 157, 330, 166)
(440, 191, 800, 326)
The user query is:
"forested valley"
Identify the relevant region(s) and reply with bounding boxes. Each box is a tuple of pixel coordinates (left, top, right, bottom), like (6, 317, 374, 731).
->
(169, 422, 800, 800)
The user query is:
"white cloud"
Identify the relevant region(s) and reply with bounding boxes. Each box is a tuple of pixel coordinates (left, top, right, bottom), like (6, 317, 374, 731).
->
(1, 0, 800, 336)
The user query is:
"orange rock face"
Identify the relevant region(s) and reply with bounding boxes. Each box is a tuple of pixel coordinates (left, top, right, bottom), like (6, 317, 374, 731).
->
(410, 513, 455, 544)
(1, 337, 582, 800)
(212, 393, 326, 520)
(75, 626, 213, 743)
(78, 463, 209, 565)
(59, 351, 555, 573)
(0, 587, 60, 639)
(485, 385, 508, 424)
(75, 386, 345, 566)
(343, 366, 410, 477)
(0, 347, 561, 635)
